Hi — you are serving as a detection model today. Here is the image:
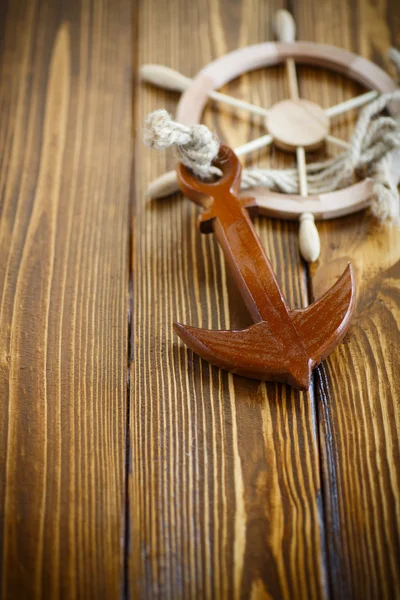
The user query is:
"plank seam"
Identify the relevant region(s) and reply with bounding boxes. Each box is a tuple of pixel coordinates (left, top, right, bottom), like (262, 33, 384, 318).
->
(304, 219, 332, 600)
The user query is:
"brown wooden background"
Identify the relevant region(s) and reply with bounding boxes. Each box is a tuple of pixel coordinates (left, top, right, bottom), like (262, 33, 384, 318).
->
(0, 0, 399, 598)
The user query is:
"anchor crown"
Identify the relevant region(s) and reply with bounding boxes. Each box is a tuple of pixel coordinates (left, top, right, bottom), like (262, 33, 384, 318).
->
(177, 148, 258, 233)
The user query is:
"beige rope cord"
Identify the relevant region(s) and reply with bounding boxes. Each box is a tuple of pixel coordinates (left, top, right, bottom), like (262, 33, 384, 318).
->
(144, 66, 400, 222)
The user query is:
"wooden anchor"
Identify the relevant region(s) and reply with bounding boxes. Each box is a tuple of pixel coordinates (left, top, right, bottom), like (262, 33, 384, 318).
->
(175, 146, 356, 390)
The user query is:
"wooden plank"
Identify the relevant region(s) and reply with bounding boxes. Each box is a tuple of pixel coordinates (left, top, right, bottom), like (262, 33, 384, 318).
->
(0, 0, 131, 597)
(295, 1, 400, 597)
(130, 0, 328, 597)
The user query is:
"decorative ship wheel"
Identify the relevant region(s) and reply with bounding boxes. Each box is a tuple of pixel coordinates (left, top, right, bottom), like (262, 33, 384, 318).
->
(141, 10, 399, 262)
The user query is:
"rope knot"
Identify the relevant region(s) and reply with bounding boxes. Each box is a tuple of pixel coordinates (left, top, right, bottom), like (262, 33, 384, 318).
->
(144, 109, 219, 179)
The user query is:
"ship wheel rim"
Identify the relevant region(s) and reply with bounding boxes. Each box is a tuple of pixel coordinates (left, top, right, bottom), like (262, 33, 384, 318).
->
(176, 41, 399, 221)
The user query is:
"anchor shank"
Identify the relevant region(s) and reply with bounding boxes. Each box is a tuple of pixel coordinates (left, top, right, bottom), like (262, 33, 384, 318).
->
(207, 196, 309, 360)
(212, 198, 289, 324)
(177, 147, 309, 356)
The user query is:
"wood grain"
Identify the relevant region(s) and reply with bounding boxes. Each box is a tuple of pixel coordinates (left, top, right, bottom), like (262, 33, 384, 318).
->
(0, 0, 398, 598)
(131, 0, 327, 597)
(296, 1, 400, 598)
(131, 0, 400, 598)
(0, 0, 131, 598)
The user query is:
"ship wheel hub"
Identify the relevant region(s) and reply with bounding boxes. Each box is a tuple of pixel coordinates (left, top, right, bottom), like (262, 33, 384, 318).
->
(266, 98, 330, 152)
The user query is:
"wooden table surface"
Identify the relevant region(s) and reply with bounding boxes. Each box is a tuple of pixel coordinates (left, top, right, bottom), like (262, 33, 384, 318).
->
(0, 0, 399, 598)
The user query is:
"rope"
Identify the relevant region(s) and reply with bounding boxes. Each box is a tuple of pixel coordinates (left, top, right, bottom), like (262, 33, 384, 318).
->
(144, 49, 400, 221)
(143, 110, 220, 179)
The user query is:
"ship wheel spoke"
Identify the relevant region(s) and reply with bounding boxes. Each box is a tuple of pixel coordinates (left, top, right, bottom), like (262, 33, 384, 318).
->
(207, 91, 270, 118)
(274, 10, 301, 100)
(140, 64, 270, 118)
(235, 134, 273, 157)
(326, 135, 351, 149)
(296, 146, 320, 263)
(296, 146, 308, 196)
(325, 90, 378, 118)
(286, 58, 300, 100)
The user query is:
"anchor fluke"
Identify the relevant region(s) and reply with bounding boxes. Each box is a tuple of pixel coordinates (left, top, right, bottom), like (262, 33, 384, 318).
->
(174, 321, 313, 389)
(291, 262, 355, 364)
(174, 262, 355, 390)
